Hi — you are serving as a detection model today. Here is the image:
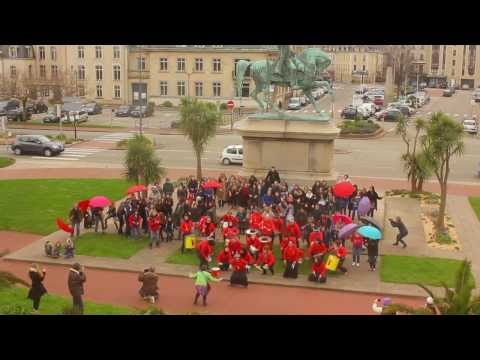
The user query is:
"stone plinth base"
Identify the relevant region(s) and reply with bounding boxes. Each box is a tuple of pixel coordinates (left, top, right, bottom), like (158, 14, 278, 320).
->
(235, 115, 340, 183)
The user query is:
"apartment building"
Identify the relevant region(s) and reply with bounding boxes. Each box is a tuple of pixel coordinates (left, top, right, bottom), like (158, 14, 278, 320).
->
(127, 45, 278, 107)
(0, 45, 36, 95)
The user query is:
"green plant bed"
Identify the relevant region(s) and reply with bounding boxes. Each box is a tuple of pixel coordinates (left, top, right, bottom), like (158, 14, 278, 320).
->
(380, 255, 475, 288)
(0, 285, 135, 315)
(436, 232, 453, 244)
(469, 197, 480, 222)
(0, 157, 15, 168)
(75, 233, 149, 259)
(340, 120, 380, 135)
(0, 179, 130, 235)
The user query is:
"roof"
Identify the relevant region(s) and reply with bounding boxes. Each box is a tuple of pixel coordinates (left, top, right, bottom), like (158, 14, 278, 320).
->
(129, 45, 278, 52)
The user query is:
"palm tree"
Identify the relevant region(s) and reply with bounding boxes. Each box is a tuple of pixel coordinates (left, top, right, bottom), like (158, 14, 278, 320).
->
(384, 259, 479, 315)
(422, 112, 465, 230)
(178, 97, 221, 180)
(124, 134, 165, 186)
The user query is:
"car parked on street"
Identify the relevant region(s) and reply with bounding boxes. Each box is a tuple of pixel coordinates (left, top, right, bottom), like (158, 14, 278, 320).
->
(463, 119, 478, 135)
(11, 135, 64, 157)
(42, 111, 62, 123)
(115, 105, 133, 117)
(82, 102, 102, 115)
(219, 145, 243, 165)
(25, 101, 48, 114)
(443, 88, 454, 97)
(287, 97, 302, 110)
(0, 99, 20, 113)
(473, 90, 480, 102)
(377, 108, 403, 122)
(61, 110, 88, 124)
(341, 105, 360, 120)
(131, 105, 153, 118)
(6, 108, 32, 121)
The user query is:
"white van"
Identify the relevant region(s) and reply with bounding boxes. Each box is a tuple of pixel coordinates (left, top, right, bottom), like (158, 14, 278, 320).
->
(357, 103, 376, 118)
(219, 145, 243, 165)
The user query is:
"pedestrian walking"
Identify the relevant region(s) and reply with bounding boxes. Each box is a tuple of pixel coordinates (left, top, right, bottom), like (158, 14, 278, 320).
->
(27, 264, 47, 314)
(351, 232, 363, 267)
(367, 239, 379, 271)
(68, 263, 87, 315)
(69, 204, 82, 238)
(138, 267, 159, 304)
(189, 264, 222, 306)
(389, 216, 408, 248)
(367, 186, 382, 217)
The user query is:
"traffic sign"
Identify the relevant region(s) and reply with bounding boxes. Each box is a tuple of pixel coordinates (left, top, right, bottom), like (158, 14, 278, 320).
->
(227, 100, 235, 110)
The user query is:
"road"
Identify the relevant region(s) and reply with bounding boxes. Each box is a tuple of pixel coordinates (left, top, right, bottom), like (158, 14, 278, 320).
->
(2, 84, 479, 182)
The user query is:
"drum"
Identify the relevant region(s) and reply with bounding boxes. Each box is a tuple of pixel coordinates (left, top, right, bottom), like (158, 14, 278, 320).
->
(259, 236, 273, 249)
(210, 267, 221, 278)
(326, 255, 340, 271)
(246, 229, 258, 236)
(184, 234, 197, 249)
(222, 222, 229, 229)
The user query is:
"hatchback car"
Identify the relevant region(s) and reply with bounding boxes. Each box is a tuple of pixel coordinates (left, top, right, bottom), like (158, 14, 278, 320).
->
(219, 145, 243, 165)
(131, 105, 153, 118)
(11, 135, 64, 157)
(463, 119, 478, 134)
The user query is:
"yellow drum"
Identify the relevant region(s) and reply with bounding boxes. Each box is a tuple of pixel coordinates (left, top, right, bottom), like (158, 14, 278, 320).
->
(184, 234, 197, 249)
(326, 255, 340, 271)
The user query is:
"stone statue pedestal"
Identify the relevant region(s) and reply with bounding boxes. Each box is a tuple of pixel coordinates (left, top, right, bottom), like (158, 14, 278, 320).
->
(235, 114, 340, 184)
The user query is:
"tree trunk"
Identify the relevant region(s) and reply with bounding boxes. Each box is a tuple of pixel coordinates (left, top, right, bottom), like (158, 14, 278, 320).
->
(195, 149, 202, 181)
(417, 178, 424, 192)
(436, 182, 447, 231)
(410, 173, 417, 193)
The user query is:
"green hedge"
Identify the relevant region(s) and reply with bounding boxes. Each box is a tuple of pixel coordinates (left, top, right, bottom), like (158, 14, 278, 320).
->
(340, 119, 380, 135)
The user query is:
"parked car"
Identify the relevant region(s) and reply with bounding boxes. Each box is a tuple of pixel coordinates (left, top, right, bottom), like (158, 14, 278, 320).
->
(463, 119, 478, 135)
(6, 108, 32, 122)
(472, 90, 480, 102)
(11, 135, 64, 157)
(312, 88, 324, 100)
(0, 99, 20, 112)
(130, 105, 153, 117)
(419, 82, 427, 90)
(82, 102, 102, 115)
(42, 111, 62, 123)
(341, 106, 360, 120)
(355, 86, 368, 94)
(115, 105, 133, 117)
(443, 88, 454, 97)
(379, 108, 403, 122)
(287, 97, 302, 110)
(373, 95, 384, 107)
(219, 145, 243, 165)
(25, 101, 48, 114)
(61, 110, 88, 124)
(357, 103, 376, 118)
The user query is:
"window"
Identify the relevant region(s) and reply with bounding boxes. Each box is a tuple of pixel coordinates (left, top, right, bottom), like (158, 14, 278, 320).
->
(96, 84, 103, 98)
(10, 66, 16, 78)
(9, 47, 17, 58)
(177, 58, 185, 72)
(78, 65, 85, 80)
(453, 50, 456, 57)
(51, 65, 58, 79)
(212, 58, 221, 72)
(42, 88, 49, 97)
(78, 46, 84, 59)
(177, 81, 186, 96)
(362, 65, 366, 71)
(195, 58, 203, 72)
(39, 65, 46, 78)
(113, 65, 121, 81)
(39, 46, 45, 60)
(113, 46, 120, 59)
(195, 81, 203, 96)
(226, 148, 236, 154)
(159, 58, 168, 71)
(114, 85, 121, 98)
(50, 46, 56, 61)
(95, 46, 102, 59)
(28, 65, 33, 78)
(213, 81, 221, 97)
(353, 64, 357, 71)
(26, 47, 32, 58)
(420, 54, 424, 61)
(78, 86, 85, 97)
(95, 65, 103, 81)
(452, 60, 456, 66)
(137, 56, 145, 71)
(159, 81, 168, 96)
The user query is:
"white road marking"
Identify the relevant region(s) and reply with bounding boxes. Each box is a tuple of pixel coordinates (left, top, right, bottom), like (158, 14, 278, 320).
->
(31, 156, 79, 161)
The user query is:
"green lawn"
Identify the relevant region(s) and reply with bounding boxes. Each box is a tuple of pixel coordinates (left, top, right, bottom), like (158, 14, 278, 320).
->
(0, 285, 135, 315)
(0, 179, 130, 235)
(380, 255, 475, 288)
(469, 197, 480, 222)
(75, 233, 149, 259)
(0, 157, 15, 168)
(166, 241, 343, 276)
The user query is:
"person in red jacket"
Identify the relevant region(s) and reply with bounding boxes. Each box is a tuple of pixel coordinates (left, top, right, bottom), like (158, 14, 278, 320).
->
(333, 240, 348, 274)
(128, 211, 142, 239)
(196, 238, 215, 269)
(255, 246, 275, 275)
(308, 257, 327, 283)
(249, 210, 263, 230)
(222, 222, 239, 242)
(229, 253, 248, 287)
(216, 246, 232, 271)
(221, 211, 238, 228)
(286, 218, 301, 247)
(199, 216, 216, 238)
(283, 240, 301, 279)
(246, 231, 262, 260)
(226, 237, 242, 256)
(308, 239, 327, 260)
(180, 214, 194, 254)
(308, 226, 324, 246)
(261, 215, 275, 238)
(148, 212, 161, 249)
(239, 248, 254, 269)
(280, 236, 296, 259)
(272, 215, 284, 244)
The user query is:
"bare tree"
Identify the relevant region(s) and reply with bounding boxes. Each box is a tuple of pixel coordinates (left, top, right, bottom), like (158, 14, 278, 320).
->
(385, 46, 415, 98)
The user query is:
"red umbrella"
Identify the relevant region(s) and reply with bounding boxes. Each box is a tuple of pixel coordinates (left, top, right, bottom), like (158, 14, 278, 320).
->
(77, 199, 90, 213)
(202, 180, 221, 189)
(89, 195, 112, 208)
(56, 218, 73, 234)
(333, 182, 355, 198)
(127, 184, 147, 194)
(332, 213, 352, 225)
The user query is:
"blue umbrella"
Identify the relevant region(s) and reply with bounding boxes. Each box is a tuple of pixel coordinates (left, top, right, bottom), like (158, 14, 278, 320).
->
(357, 225, 382, 240)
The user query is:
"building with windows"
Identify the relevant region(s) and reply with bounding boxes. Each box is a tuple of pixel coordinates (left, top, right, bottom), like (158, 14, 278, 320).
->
(0, 45, 36, 97)
(127, 45, 278, 107)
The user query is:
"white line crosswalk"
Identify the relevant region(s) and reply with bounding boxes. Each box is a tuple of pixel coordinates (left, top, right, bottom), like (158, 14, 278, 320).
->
(93, 132, 135, 143)
(31, 148, 104, 161)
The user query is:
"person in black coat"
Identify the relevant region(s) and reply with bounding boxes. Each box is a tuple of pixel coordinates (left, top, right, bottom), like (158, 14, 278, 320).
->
(367, 239, 379, 271)
(27, 264, 47, 313)
(367, 186, 382, 217)
(68, 263, 87, 315)
(265, 166, 280, 187)
(389, 216, 408, 248)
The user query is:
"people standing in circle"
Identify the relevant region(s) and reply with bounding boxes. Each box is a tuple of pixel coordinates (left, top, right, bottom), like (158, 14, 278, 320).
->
(68, 263, 87, 315)
(27, 264, 47, 314)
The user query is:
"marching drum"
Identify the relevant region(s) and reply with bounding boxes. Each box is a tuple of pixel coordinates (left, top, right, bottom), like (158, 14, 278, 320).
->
(184, 234, 197, 250)
(246, 229, 258, 236)
(210, 267, 221, 278)
(259, 236, 273, 250)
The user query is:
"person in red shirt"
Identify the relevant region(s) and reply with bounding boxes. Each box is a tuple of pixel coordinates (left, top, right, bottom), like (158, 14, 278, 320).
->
(308, 226, 324, 246)
(272, 215, 284, 244)
(128, 211, 142, 239)
(255, 246, 275, 275)
(333, 240, 348, 274)
(229, 253, 248, 287)
(180, 214, 194, 254)
(286, 218, 301, 247)
(308, 239, 327, 260)
(308, 257, 327, 283)
(246, 231, 262, 259)
(249, 210, 263, 230)
(216, 246, 232, 271)
(226, 237, 242, 256)
(283, 240, 301, 279)
(280, 236, 295, 259)
(199, 216, 216, 238)
(239, 248, 254, 269)
(148, 212, 161, 249)
(196, 238, 215, 269)
(351, 232, 364, 267)
(221, 211, 238, 228)
(222, 222, 239, 242)
(261, 215, 275, 238)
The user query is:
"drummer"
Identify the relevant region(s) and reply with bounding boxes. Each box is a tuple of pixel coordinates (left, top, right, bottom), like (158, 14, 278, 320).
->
(229, 253, 249, 288)
(225, 236, 242, 256)
(239, 248, 254, 271)
(308, 226, 324, 246)
(222, 221, 239, 242)
(255, 246, 275, 275)
(285, 218, 301, 247)
(196, 238, 215, 269)
(199, 215, 216, 238)
(216, 246, 232, 271)
(307, 237, 327, 261)
(309, 257, 327, 283)
(180, 214, 194, 254)
(282, 240, 301, 279)
(221, 210, 238, 228)
(246, 229, 262, 260)
(332, 239, 348, 274)
(261, 214, 275, 239)
(248, 208, 263, 230)
(280, 236, 296, 259)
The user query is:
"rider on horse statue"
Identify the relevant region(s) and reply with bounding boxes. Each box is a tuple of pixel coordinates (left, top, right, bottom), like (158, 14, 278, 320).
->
(273, 45, 303, 86)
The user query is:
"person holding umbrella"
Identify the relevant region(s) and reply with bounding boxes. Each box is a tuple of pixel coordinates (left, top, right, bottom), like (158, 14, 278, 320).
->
(389, 216, 408, 248)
